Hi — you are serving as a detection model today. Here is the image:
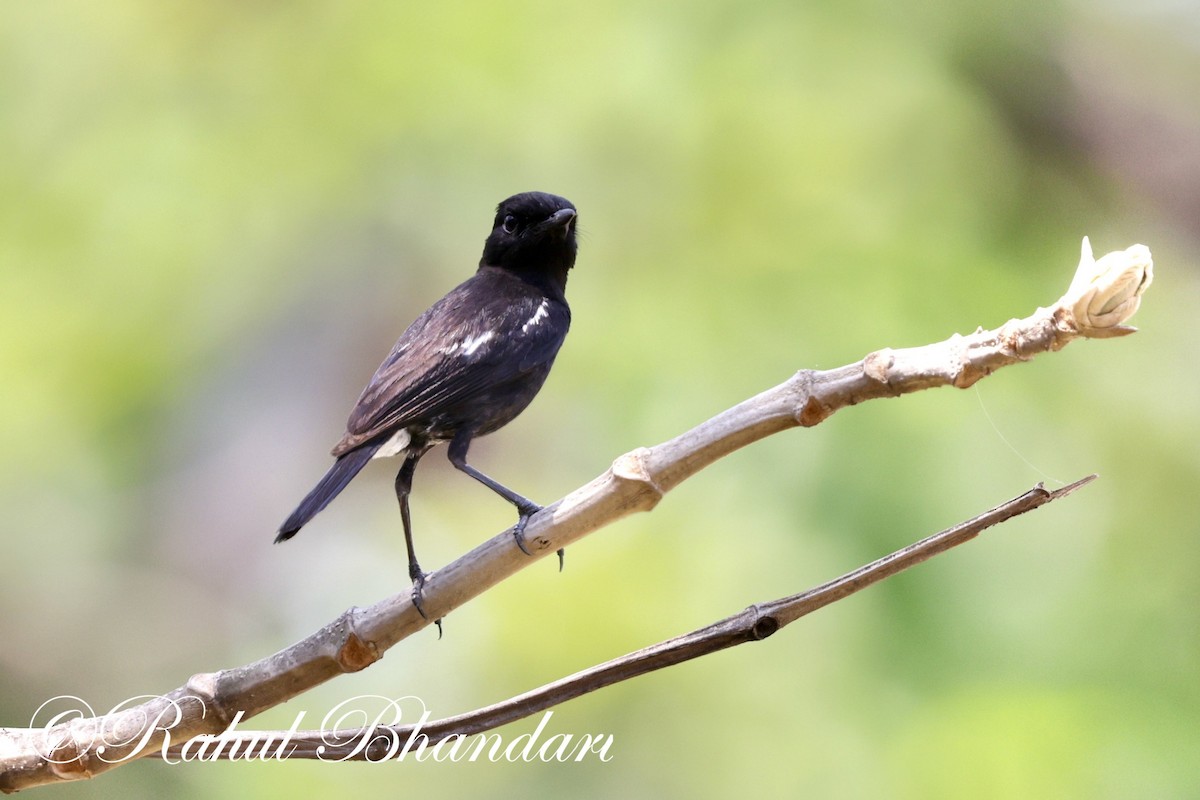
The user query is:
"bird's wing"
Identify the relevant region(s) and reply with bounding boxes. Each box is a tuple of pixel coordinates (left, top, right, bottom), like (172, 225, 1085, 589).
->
(331, 274, 569, 455)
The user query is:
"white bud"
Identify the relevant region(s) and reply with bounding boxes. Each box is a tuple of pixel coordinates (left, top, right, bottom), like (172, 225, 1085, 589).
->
(1060, 237, 1153, 336)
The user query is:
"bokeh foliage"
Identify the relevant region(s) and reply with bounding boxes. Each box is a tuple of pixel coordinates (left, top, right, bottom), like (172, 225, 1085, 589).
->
(2, 1, 1198, 797)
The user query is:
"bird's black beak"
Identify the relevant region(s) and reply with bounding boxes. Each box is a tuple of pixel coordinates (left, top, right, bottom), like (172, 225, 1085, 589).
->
(543, 208, 577, 238)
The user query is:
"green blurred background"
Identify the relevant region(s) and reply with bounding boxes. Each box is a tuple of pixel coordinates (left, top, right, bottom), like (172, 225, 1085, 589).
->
(2, 1, 1198, 797)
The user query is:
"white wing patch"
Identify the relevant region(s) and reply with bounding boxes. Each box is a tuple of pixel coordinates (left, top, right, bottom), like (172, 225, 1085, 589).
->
(460, 330, 495, 356)
(522, 300, 550, 333)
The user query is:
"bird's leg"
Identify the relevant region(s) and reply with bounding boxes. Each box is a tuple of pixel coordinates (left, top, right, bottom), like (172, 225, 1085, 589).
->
(447, 431, 563, 568)
(395, 445, 441, 636)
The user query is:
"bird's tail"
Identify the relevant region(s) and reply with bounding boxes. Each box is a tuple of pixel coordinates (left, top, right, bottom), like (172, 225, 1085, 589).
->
(275, 442, 383, 543)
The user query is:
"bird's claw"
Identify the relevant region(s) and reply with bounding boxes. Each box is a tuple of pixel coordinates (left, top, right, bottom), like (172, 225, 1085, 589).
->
(409, 571, 443, 638)
(512, 503, 542, 556)
(511, 508, 565, 572)
(512, 517, 534, 555)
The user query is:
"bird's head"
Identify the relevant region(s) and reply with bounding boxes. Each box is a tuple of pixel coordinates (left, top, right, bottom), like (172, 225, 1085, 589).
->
(481, 192, 578, 287)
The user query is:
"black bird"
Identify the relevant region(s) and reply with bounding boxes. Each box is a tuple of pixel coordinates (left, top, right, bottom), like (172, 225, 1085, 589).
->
(277, 191, 578, 617)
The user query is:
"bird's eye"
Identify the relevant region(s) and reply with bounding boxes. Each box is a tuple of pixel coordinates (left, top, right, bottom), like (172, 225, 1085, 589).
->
(502, 214, 518, 234)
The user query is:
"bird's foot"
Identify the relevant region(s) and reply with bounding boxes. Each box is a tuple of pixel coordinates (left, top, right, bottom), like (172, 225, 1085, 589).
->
(511, 504, 564, 572)
(409, 568, 443, 639)
(512, 502, 543, 556)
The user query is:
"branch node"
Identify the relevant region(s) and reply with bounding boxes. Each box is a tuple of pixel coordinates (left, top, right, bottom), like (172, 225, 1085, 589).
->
(797, 396, 828, 426)
(183, 672, 231, 728)
(953, 358, 988, 389)
(750, 614, 779, 641)
(791, 370, 830, 426)
(611, 447, 664, 511)
(45, 736, 93, 783)
(185, 672, 219, 699)
(337, 632, 381, 672)
(862, 349, 893, 385)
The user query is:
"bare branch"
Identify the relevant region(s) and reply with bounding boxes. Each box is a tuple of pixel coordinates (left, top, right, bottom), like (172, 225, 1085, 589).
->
(157, 475, 1093, 761)
(0, 240, 1151, 793)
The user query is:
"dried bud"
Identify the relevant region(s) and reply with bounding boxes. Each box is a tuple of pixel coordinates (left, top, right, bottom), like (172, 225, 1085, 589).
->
(1060, 237, 1153, 336)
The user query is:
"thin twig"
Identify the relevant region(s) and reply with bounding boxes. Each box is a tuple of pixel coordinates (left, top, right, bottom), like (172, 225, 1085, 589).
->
(154, 475, 1091, 761)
